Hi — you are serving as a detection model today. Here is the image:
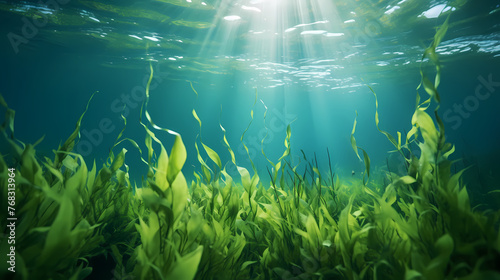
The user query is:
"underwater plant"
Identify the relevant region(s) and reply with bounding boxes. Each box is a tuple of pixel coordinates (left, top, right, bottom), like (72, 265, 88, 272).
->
(1, 15, 500, 280)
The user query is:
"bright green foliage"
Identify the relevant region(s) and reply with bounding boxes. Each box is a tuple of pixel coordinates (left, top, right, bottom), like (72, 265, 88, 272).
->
(1, 16, 500, 280)
(0, 94, 136, 280)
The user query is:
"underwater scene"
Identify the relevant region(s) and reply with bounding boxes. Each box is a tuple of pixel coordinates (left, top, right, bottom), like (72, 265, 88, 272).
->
(1, 0, 500, 279)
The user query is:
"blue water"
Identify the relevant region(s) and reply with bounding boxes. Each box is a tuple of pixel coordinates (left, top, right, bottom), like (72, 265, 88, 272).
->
(1, 0, 499, 187)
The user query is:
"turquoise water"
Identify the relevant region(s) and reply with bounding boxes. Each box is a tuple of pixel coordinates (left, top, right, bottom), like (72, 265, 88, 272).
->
(1, 0, 499, 189)
(2, 1, 500, 279)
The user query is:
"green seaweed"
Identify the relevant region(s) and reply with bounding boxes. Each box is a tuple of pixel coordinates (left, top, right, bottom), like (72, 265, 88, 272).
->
(1, 15, 500, 280)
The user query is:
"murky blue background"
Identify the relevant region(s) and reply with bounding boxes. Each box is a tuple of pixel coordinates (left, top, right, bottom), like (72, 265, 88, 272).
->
(1, 0, 499, 189)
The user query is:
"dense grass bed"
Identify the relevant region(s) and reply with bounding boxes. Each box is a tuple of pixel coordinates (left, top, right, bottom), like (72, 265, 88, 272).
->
(1, 17, 500, 280)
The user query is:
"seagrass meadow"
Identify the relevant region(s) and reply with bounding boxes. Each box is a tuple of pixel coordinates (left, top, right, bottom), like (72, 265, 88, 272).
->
(1, 0, 500, 280)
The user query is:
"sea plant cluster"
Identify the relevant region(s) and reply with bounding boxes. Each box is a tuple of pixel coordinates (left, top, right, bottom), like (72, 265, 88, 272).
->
(1, 17, 500, 280)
